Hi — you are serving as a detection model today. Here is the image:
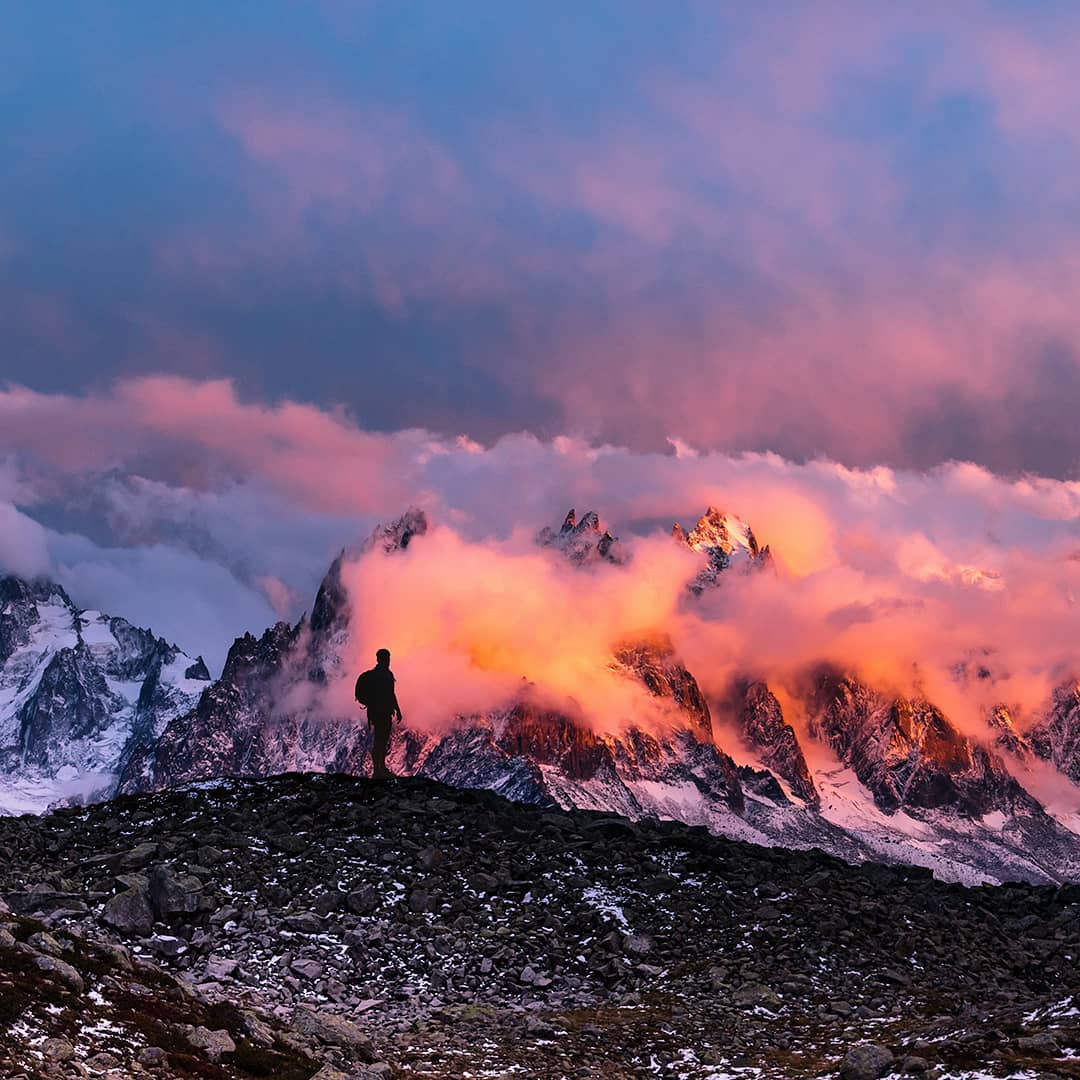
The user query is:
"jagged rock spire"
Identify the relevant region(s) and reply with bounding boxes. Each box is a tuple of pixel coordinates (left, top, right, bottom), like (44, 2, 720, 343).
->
(673, 506, 771, 593)
(365, 507, 429, 554)
(537, 508, 624, 565)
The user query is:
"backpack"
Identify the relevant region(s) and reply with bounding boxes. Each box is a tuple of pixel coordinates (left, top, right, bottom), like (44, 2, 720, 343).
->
(354, 669, 376, 708)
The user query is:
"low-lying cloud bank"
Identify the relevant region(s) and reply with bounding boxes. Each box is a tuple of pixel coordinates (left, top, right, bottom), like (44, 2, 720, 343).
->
(0, 378, 1077, 746)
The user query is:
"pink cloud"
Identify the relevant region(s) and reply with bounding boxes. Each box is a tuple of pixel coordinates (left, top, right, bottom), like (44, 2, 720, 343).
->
(217, 95, 465, 225)
(2, 377, 1079, 755)
(0, 377, 417, 513)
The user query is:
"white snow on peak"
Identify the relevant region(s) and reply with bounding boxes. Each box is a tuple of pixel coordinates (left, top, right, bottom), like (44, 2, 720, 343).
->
(78, 611, 118, 648)
(0, 581, 205, 816)
(686, 507, 759, 560)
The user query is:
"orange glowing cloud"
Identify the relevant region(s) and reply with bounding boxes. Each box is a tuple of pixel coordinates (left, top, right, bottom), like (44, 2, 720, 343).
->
(1, 377, 1078, 755)
(334, 526, 701, 734)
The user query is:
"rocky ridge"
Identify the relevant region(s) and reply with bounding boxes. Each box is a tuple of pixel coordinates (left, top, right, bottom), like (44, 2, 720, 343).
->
(537, 508, 624, 565)
(0, 576, 209, 815)
(1028, 683, 1080, 783)
(672, 505, 771, 592)
(114, 508, 1080, 886)
(1, 773, 1079, 1078)
(5, 507, 1080, 888)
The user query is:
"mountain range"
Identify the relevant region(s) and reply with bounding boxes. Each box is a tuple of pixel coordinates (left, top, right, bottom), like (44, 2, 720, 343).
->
(2, 505, 1080, 886)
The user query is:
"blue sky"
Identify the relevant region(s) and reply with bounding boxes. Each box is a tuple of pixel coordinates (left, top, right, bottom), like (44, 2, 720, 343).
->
(3, 3, 1080, 470)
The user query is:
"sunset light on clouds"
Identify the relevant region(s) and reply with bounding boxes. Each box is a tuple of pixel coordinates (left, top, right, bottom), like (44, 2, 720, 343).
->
(1, 4, 1079, 770)
(7, 9, 1080, 1066)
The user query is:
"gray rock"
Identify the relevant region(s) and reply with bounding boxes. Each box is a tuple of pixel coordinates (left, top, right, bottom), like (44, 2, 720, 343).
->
(137, 1046, 169, 1068)
(292, 1006, 375, 1058)
(291, 957, 325, 980)
(27, 930, 64, 956)
(148, 864, 202, 918)
(147, 934, 186, 957)
(270, 834, 306, 855)
(624, 933, 654, 956)
(1018, 1032, 1060, 1056)
(470, 872, 499, 893)
(419, 847, 446, 870)
(209, 905, 241, 925)
(240, 1010, 276, 1047)
(186, 1026, 236, 1062)
(33, 953, 85, 993)
(118, 842, 159, 869)
(41, 1037, 75, 1060)
(85, 1050, 121, 1070)
(525, 1014, 558, 1036)
(346, 887, 381, 915)
(733, 982, 782, 1009)
(102, 886, 154, 936)
(284, 911, 323, 934)
(309, 1068, 353, 1080)
(408, 889, 436, 914)
(205, 955, 240, 980)
(95, 941, 134, 972)
(313, 891, 342, 915)
(840, 1043, 895, 1080)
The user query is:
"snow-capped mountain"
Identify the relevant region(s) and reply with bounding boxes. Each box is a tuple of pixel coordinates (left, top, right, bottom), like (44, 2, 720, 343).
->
(1027, 683, 1080, 782)
(672, 505, 771, 591)
(0, 575, 209, 814)
(6, 506, 1080, 886)
(736, 681, 818, 805)
(105, 509, 1080, 884)
(537, 508, 624, 565)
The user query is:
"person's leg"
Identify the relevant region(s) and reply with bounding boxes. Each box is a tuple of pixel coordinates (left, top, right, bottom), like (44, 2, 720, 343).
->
(372, 714, 393, 778)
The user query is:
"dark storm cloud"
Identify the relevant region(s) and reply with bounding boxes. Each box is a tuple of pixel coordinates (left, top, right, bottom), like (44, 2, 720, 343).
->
(2, 3, 1080, 474)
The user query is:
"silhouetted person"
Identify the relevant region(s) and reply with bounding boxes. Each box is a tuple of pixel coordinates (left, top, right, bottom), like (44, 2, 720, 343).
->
(354, 648, 402, 779)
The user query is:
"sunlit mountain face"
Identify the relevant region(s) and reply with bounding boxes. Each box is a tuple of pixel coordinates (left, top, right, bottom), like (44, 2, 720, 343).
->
(4, 502, 1080, 890)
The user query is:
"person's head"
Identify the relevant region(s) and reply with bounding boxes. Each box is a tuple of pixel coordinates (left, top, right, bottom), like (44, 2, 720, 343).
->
(375, 648, 391, 668)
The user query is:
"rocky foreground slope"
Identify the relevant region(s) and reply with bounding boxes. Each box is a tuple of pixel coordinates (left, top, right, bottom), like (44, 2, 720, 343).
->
(1, 773, 1078, 1079)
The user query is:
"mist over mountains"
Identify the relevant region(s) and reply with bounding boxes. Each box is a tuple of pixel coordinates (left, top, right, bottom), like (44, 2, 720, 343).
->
(3, 501, 1080, 887)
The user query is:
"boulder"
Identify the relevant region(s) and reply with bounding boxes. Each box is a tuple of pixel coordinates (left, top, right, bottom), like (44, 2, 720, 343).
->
(137, 1046, 169, 1068)
(103, 886, 154, 936)
(840, 1043, 895, 1080)
(346, 887, 380, 915)
(290, 957, 324, 980)
(33, 953, 85, 993)
(27, 930, 64, 956)
(186, 1026, 236, 1062)
(148, 865, 202, 919)
(1018, 1033, 1060, 1056)
(41, 1037, 75, 1060)
(205, 955, 240, 980)
(733, 982, 782, 1009)
(292, 1006, 375, 1058)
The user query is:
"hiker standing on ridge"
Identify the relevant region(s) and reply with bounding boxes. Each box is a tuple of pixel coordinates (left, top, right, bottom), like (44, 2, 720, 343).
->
(355, 648, 402, 779)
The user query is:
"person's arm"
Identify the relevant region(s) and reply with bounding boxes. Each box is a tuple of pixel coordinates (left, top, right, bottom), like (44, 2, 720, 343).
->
(392, 688, 403, 722)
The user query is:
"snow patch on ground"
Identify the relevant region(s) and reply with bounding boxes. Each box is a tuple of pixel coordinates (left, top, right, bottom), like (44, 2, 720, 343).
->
(581, 885, 631, 931)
